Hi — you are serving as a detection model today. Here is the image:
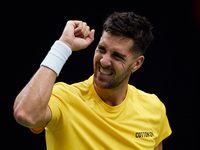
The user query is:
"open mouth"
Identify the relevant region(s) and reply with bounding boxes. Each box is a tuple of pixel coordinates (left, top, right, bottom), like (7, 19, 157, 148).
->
(99, 66, 113, 75)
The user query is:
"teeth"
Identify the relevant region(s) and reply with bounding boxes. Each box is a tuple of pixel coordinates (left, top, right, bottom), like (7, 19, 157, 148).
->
(100, 68, 112, 75)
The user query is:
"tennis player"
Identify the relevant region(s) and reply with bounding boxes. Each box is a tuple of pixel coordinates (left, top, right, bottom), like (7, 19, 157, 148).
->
(14, 12, 171, 150)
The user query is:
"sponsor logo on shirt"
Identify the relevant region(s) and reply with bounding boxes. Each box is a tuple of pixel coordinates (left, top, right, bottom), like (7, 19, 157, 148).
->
(135, 132, 154, 138)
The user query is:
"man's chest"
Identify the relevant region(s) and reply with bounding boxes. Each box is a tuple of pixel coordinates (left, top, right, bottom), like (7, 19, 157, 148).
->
(63, 102, 158, 150)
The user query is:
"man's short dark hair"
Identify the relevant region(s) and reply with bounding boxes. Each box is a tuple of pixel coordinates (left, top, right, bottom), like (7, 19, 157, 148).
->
(103, 12, 154, 55)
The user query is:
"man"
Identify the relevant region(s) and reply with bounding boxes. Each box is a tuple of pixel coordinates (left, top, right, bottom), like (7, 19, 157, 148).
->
(14, 12, 172, 150)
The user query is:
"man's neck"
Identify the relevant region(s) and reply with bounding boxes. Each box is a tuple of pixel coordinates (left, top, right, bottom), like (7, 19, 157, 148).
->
(93, 82, 128, 106)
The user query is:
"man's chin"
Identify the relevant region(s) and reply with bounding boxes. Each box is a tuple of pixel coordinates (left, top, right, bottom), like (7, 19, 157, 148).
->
(94, 77, 106, 88)
(93, 77, 114, 89)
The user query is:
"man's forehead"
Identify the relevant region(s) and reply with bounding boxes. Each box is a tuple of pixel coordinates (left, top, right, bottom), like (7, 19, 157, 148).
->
(99, 31, 134, 52)
(100, 31, 133, 41)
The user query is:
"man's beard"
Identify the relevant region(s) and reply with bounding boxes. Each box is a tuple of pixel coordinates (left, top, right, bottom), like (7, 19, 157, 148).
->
(93, 64, 132, 89)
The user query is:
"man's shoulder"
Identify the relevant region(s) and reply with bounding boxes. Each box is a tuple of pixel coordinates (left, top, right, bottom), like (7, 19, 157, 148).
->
(53, 75, 93, 95)
(128, 85, 165, 113)
(128, 84, 159, 100)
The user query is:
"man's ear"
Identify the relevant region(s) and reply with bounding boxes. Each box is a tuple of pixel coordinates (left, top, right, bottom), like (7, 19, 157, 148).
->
(131, 55, 145, 73)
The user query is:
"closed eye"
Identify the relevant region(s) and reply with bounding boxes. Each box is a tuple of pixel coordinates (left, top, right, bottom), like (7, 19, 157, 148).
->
(112, 52, 126, 61)
(97, 44, 126, 61)
(114, 54, 124, 59)
(98, 45, 106, 53)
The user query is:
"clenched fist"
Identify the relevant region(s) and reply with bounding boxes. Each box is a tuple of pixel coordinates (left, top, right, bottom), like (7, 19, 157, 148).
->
(59, 21, 95, 51)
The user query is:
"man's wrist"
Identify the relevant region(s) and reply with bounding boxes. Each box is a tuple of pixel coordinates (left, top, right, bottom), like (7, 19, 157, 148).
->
(58, 38, 73, 50)
(40, 40, 72, 76)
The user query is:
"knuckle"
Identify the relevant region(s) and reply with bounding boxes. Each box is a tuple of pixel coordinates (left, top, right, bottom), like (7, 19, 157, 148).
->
(87, 26, 90, 30)
(83, 22, 87, 27)
(67, 20, 72, 23)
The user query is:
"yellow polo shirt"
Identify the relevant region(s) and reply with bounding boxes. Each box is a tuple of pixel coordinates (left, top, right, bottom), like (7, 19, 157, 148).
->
(31, 75, 171, 150)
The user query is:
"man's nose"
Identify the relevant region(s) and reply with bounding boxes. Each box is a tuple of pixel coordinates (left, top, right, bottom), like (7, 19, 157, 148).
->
(100, 54, 112, 67)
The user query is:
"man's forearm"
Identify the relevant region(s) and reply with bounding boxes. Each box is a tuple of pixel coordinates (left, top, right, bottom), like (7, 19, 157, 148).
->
(13, 66, 56, 128)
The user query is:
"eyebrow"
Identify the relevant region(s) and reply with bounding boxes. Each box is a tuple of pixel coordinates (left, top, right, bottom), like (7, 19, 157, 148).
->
(98, 44, 127, 59)
(98, 45, 106, 50)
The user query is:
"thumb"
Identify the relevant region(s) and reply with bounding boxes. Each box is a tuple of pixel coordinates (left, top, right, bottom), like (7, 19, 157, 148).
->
(85, 29, 95, 45)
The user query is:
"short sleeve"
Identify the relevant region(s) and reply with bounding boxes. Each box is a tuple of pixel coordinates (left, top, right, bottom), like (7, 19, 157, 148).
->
(45, 94, 62, 130)
(155, 102, 172, 147)
(30, 83, 70, 133)
(46, 83, 70, 131)
(30, 94, 62, 134)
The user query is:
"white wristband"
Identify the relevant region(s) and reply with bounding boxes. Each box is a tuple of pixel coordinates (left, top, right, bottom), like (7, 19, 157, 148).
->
(40, 40, 72, 76)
